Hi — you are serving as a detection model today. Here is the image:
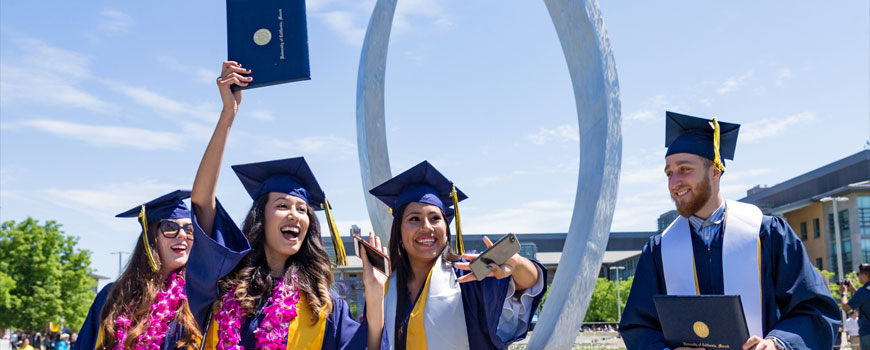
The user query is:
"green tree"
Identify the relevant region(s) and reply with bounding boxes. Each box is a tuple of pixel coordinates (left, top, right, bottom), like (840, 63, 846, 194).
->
(584, 276, 633, 322)
(819, 267, 859, 301)
(0, 218, 96, 332)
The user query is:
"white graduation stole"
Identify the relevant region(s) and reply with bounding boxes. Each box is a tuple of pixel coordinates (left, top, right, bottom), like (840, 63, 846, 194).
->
(384, 254, 468, 350)
(661, 200, 764, 338)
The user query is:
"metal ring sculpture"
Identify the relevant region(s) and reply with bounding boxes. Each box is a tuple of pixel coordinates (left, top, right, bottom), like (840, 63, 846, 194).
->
(355, 0, 622, 348)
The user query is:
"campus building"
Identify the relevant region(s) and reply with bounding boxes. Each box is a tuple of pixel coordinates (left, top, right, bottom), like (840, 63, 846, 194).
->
(739, 149, 870, 279)
(323, 230, 654, 315)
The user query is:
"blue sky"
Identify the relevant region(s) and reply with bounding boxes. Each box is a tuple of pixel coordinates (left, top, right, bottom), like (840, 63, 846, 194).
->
(1, 1, 868, 285)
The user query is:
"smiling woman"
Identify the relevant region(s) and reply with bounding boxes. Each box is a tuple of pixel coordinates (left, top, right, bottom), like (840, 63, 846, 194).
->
(185, 61, 376, 350)
(74, 190, 202, 350)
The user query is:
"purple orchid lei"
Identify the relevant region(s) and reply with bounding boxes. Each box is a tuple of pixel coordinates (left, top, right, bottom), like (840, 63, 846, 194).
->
(113, 272, 187, 350)
(215, 275, 300, 350)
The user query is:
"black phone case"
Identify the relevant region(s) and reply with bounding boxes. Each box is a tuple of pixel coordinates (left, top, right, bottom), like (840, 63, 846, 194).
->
(469, 233, 521, 281)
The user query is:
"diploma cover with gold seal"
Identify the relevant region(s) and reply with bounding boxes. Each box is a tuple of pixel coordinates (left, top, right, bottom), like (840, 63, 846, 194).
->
(226, 0, 310, 90)
(653, 295, 750, 349)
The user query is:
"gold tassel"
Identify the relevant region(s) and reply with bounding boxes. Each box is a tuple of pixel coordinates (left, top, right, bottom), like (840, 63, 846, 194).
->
(708, 117, 726, 172)
(322, 197, 347, 267)
(139, 205, 159, 272)
(450, 184, 465, 255)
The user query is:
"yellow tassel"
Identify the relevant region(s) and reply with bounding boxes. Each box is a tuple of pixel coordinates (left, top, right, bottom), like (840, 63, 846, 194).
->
(139, 205, 159, 272)
(322, 197, 347, 267)
(450, 184, 465, 255)
(708, 117, 726, 172)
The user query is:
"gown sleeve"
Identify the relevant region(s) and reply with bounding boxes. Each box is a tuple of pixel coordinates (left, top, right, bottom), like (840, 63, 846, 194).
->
(458, 259, 547, 349)
(73, 282, 114, 350)
(495, 263, 546, 342)
(186, 198, 251, 330)
(763, 216, 840, 350)
(323, 290, 361, 350)
(617, 236, 670, 350)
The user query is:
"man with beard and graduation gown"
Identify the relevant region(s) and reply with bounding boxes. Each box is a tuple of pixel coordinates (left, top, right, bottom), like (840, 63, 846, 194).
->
(618, 112, 840, 350)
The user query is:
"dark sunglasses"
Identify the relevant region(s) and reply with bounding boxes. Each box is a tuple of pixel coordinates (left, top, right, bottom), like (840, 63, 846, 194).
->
(158, 220, 194, 240)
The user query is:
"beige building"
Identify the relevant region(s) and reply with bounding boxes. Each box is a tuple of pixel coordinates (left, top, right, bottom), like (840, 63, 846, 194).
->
(741, 150, 870, 279)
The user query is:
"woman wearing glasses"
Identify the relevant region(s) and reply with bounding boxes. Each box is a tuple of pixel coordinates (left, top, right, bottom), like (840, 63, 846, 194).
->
(75, 190, 210, 350)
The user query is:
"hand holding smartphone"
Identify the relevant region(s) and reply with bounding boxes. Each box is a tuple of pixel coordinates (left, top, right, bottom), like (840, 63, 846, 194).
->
(468, 233, 521, 281)
(354, 234, 391, 276)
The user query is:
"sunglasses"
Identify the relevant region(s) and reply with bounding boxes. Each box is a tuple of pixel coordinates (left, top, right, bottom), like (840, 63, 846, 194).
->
(158, 220, 194, 240)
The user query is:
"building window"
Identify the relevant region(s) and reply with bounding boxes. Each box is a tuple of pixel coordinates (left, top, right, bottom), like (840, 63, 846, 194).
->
(816, 257, 823, 270)
(799, 221, 808, 241)
(830, 210, 853, 278)
(859, 196, 870, 236)
(813, 218, 821, 239)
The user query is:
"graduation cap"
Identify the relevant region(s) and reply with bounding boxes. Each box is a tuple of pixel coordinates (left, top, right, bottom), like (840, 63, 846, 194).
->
(116, 189, 192, 272)
(369, 161, 469, 254)
(231, 157, 347, 267)
(665, 111, 740, 172)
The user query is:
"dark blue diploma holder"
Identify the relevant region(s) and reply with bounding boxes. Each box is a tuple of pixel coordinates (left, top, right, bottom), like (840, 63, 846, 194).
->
(653, 295, 751, 350)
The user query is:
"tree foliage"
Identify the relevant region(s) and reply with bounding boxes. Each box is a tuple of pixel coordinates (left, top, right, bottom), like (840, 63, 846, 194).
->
(584, 276, 633, 323)
(0, 218, 96, 332)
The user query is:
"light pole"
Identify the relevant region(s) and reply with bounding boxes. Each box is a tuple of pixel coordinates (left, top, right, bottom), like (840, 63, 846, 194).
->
(821, 196, 850, 280)
(110, 251, 129, 278)
(610, 266, 626, 322)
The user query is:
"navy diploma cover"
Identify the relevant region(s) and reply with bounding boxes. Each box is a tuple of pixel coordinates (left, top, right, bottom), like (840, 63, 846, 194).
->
(653, 295, 751, 349)
(226, 0, 311, 90)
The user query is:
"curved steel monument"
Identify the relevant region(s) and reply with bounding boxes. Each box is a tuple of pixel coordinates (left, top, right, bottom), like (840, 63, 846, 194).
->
(355, 0, 621, 348)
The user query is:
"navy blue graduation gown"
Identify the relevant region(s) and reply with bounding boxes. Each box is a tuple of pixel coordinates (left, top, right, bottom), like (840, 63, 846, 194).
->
(618, 215, 840, 350)
(73, 283, 188, 350)
(352, 260, 547, 350)
(190, 199, 362, 350)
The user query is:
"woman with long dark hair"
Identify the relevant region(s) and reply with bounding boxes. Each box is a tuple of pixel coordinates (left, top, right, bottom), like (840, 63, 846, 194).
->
(186, 61, 375, 349)
(75, 190, 204, 350)
(360, 161, 547, 350)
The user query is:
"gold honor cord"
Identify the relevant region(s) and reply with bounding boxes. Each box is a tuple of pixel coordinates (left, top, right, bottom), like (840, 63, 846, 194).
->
(138, 205, 160, 272)
(322, 197, 347, 267)
(450, 184, 465, 255)
(708, 117, 726, 172)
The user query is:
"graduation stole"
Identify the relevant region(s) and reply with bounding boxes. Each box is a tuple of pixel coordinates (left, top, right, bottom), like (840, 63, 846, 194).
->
(383, 255, 468, 349)
(660, 200, 764, 337)
(202, 295, 326, 350)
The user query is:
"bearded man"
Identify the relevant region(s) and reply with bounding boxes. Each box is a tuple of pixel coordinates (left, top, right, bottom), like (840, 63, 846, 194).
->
(618, 112, 839, 350)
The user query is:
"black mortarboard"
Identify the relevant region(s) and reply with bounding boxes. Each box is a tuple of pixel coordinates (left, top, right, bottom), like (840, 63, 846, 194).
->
(370, 161, 469, 253)
(231, 157, 346, 266)
(665, 111, 740, 170)
(116, 189, 192, 272)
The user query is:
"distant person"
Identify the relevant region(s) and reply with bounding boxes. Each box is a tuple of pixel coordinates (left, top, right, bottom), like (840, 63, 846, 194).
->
(618, 112, 840, 349)
(845, 311, 860, 349)
(20, 339, 33, 350)
(11, 332, 18, 350)
(841, 264, 870, 349)
(67, 334, 75, 350)
(54, 335, 68, 350)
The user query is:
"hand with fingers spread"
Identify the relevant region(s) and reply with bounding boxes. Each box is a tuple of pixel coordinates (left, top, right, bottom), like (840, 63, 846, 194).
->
(360, 232, 388, 350)
(216, 60, 252, 113)
(453, 236, 539, 291)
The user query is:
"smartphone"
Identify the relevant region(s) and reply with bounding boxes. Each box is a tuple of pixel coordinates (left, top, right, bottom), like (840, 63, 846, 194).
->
(469, 233, 521, 281)
(354, 235, 391, 276)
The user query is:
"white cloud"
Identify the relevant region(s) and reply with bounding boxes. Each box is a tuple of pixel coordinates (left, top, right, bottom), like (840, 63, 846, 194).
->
(18, 119, 185, 150)
(775, 68, 792, 87)
(527, 124, 579, 145)
(248, 109, 276, 121)
(100, 79, 216, 123)
(626, 94, 673, 121)
(0, 36, 118, 113)
(740, 112, 815, 143)
(464, 200, 573, 233)
(318, 11, 367, 46)
(98, 9, 134, 35)
(716, 70, 753, 95)
(156, 56, 215, 85)
(258, 135, 357, 158)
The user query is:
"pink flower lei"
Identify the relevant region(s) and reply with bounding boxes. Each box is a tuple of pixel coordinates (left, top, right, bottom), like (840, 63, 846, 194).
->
(114, 271, 187, 350)
(215, 275, 300, 350)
